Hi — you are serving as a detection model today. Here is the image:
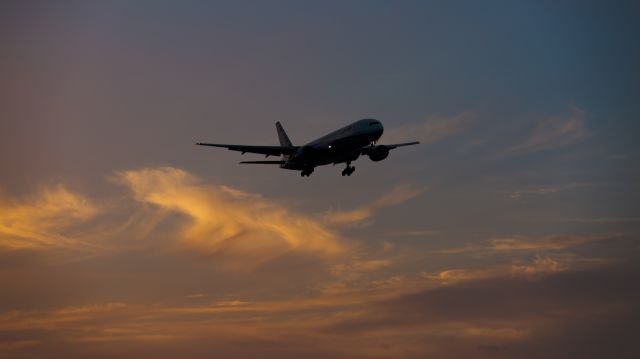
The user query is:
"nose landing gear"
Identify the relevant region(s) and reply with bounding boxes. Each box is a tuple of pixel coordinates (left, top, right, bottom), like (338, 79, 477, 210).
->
(301, 168, 314, 177)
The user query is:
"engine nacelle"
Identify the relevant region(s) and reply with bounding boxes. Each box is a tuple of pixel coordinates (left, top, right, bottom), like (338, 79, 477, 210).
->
(367, 145, 389, 161)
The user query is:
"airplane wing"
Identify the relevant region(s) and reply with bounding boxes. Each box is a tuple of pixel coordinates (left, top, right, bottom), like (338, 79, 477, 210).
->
(383, 141, 420, 149)
(195, 143, 298, 156)
(239, 160, 284, 164)
(359, 141, 420, 154)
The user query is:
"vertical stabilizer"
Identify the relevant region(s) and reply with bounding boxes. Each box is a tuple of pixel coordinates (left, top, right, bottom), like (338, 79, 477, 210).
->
(275, 122, 293, 146)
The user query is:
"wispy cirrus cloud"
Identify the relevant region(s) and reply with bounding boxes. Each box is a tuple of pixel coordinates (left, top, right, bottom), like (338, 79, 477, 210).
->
(566, 217, 640, 224)
(506, 182, 591, 200)
(116, 167, 346, 266)
(433, 234, 619, 255)
(487, 234, 617, 251)
(1, 167, 424, 271)
(503, 106, 591, 156)
(382, 112, 475, 144)
(0, 186, 99, 250)
(421, 253, 611, 286)
(0, 168, 349, 269)
(324, 184, 425, 226)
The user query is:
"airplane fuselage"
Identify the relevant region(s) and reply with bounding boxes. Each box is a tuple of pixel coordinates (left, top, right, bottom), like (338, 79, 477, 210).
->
(282, 119, 383, 170)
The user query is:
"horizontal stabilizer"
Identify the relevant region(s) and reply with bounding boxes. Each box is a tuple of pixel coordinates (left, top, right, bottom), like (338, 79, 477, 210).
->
(239, 160, 284, 165)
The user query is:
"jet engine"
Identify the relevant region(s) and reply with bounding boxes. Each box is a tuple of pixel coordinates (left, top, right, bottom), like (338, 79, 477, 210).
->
(367, 145, 389, 161)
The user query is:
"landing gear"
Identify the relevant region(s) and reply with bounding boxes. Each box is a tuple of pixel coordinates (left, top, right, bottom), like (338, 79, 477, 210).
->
(301, 168, 314, 177)
(341, 164, 355, 176)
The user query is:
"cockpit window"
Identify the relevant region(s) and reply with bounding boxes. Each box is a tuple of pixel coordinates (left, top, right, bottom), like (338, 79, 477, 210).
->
(369, 121, 378, 126)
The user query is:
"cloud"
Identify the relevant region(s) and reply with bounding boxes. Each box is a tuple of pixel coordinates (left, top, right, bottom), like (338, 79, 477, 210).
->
(0, 186, 99, 250)
(487, 234, 616, 251)
(566, 217, 640, 224)
(323, 266, 640, 358)
(387, 229, 436, 237)
(0, 174, 420, 263)
(328, 259, 392, 286)
(1, 167, 353, 269)
(421, 253, 609, 287)
(510, 255, 572, 276)
(0, 340, 40, 351)
(0, 247, 635, 358)
(504, 106, 591, 156)
(1, 167, 636, 359)
(433, 234, 619, 255)
(461, 326, 529, 339)
(324, 184, 425, 226)
(421, 267, 500, 284)
(382, 112, 475, 144)
(506, 182, 591, 200)
(115, 167, 345, 267)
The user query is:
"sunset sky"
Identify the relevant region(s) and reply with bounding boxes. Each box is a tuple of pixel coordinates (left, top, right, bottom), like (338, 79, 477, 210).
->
(1, 1, 639, 358)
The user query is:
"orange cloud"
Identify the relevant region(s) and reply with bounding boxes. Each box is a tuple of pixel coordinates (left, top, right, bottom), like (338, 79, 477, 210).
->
(1, 166, 425, 277)
(0, 257, 633, 358)
(432, 234, 618, 256)
(1, 167, 425, 272)
(4, 167, 631, 359)
(459, 325, 529, 339)
(116, 167, 345, 267)
(420, 253, 612, 287)
(324, 184, 425, 226)
(332, 259, 391, 277)
(0, 340, 40, 351)
(510, 255, 568, 276)
(0, 186, 98, 250)
(421, 268, 499, 284)
(488, 234, 615, 251)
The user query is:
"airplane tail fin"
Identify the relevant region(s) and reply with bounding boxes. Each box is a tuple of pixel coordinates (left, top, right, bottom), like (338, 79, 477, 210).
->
(275, 122, 293, 147)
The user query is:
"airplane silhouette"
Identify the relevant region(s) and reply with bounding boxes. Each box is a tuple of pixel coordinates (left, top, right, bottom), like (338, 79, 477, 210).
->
(196, 119, 419, 177)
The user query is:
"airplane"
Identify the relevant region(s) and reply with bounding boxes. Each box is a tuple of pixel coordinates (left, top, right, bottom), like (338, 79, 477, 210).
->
(196, 119, 419, 177)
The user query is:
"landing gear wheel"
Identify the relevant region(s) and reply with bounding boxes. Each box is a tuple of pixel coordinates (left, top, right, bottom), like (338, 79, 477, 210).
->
(342, 165, 355, 176)
(301, 168, 314, 177)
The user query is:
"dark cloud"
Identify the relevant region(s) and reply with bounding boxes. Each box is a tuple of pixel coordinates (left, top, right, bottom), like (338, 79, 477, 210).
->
(325, 265, 640, 358)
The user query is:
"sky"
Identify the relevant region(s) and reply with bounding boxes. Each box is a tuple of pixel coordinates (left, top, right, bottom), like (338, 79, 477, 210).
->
(1, 1, 639, 358)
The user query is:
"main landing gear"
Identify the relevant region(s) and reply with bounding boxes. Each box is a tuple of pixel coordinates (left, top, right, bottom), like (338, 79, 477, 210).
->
(301, 168, 314, 177)
(341, 163, 355, 176)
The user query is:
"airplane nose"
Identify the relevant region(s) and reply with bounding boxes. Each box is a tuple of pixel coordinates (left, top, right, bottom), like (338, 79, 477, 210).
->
(374, 123, 383, 138)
